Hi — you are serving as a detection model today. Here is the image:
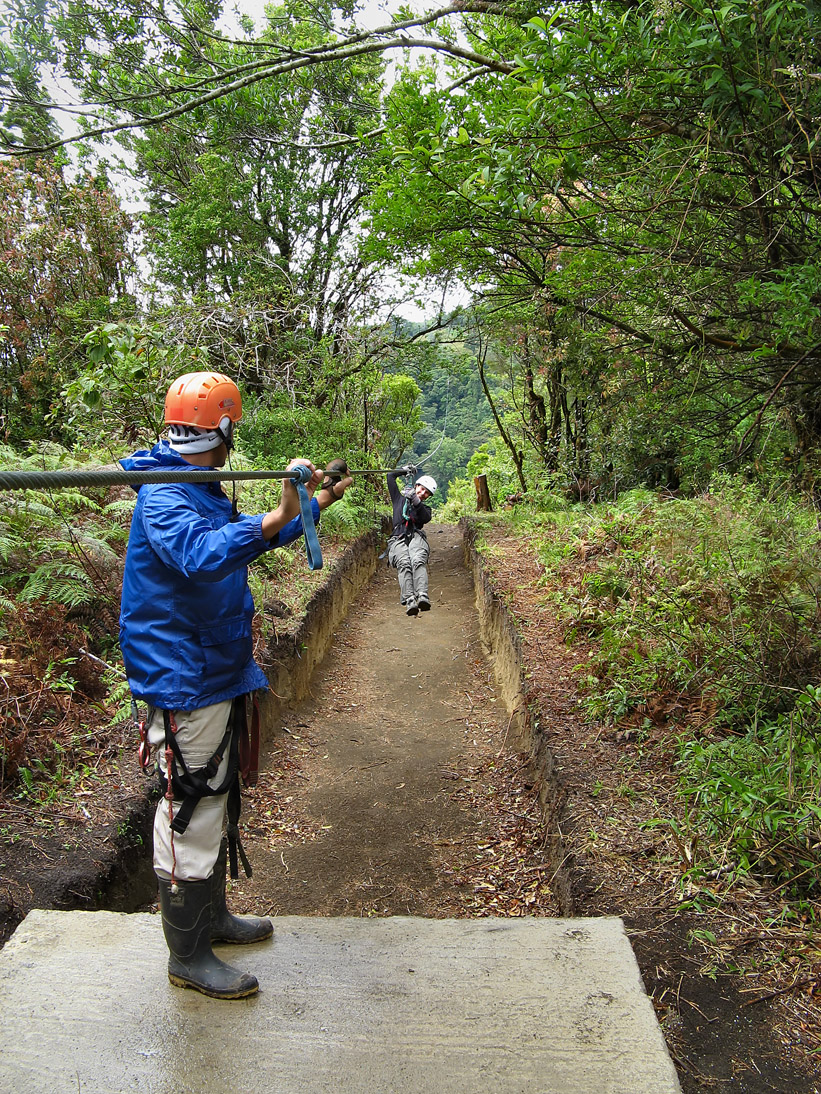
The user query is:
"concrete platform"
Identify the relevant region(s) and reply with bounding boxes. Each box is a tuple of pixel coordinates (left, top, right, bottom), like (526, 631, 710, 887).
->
(0, 911, 680, 1094)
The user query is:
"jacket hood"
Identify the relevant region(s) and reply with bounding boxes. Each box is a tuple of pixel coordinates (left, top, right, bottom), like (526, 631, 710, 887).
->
(120, 440, 193, 491)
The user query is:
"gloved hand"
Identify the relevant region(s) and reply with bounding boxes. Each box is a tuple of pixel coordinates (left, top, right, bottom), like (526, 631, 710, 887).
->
(323, 457, 349, 483)
(318, 458, 352, 507)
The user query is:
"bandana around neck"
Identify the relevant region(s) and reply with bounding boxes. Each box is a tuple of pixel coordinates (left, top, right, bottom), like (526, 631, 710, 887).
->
(167, 424, 224, 453)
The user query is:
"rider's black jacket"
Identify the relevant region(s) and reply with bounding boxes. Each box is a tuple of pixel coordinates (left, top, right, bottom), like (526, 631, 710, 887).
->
(387, 473, 432, 543)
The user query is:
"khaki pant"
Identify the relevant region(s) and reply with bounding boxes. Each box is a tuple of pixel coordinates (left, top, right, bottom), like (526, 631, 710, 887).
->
(147, 699, 233, 881)
(388, 532, 430, 604)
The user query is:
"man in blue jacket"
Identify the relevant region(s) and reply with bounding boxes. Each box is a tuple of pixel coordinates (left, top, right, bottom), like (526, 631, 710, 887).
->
(120, 371, 350, 999)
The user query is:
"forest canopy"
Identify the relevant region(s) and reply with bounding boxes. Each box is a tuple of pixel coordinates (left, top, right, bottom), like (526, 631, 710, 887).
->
(1, 0, 819, 500)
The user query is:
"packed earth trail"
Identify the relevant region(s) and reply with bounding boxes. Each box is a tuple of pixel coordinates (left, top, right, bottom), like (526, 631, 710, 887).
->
(233, 523, 559, 921)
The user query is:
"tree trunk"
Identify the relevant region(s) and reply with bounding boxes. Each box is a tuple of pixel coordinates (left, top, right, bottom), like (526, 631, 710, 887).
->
(523, 338, 549, 467)
(474, 473, 493, 511)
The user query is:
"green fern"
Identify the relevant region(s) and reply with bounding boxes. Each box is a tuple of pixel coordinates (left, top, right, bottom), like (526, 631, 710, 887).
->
(8, 496, 59, 522)
(51, 491, 103, 514)
(103, 498, 136, 519)
(67, 532, 119, 564)
(0, 526, 24, 563)
(19, 561, 96, 607)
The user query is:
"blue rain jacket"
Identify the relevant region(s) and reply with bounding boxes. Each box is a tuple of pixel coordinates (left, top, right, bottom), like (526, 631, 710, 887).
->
(119, 441, 318, 711)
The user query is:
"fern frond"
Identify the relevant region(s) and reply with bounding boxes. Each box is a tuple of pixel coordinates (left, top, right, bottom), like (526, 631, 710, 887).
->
(52, 491, 102, 514)
(70, 533, 119, 564)
(23, 441, 73, 466)
(0, 441, 73, 472)
(20, 561, 96, 607)
(0, 526, 24, 563)
(103, 498, 136, 519)
(9, 496, 59, 522)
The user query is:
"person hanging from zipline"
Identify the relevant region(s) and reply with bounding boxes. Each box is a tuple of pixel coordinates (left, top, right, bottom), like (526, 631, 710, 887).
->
(119, 371, 352, 1000)
(386, 468, 437, 616)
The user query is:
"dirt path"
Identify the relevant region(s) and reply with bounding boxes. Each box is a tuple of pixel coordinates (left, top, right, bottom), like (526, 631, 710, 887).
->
(236, 523, 553, 920)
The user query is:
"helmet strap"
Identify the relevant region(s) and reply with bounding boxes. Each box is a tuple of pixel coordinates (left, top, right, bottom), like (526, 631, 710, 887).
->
(226, 449, 239, 522)
(216, 415, 234, 452)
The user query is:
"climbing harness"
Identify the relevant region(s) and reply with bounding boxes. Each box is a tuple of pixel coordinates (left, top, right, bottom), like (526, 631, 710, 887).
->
(400, 489, 422, 544)
(79, 639, 262, 881)
(158, 696, 258, 888)
(394, 465, 433, 545)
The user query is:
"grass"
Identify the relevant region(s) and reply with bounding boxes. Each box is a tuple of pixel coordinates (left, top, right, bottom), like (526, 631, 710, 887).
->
(470, 480, 821, 911)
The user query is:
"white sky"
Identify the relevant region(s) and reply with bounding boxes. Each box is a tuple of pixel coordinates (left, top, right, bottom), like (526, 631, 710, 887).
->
(219, 0, 408, 37)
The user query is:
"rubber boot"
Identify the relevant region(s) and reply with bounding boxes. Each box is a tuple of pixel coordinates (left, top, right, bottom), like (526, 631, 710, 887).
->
(211, 838, 273, 944)
(158, 877, 259, 999)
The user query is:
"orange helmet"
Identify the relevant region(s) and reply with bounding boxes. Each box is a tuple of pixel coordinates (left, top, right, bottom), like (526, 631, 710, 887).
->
(164, 372, 242, 429)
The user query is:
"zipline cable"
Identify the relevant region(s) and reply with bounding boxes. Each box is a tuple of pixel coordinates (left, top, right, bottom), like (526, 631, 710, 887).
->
(0, 462, 423, 572)
(0, 465, 416, 491)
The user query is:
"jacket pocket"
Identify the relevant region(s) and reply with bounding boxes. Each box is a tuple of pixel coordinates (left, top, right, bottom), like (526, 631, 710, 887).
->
(198, 617, 253, 686)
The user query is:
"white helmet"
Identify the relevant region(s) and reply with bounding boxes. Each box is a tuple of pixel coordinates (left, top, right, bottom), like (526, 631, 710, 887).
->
(416, 474, 437, 495)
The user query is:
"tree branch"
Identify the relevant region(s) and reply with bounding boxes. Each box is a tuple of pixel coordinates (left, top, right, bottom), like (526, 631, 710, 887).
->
(2, 3, 515, 156)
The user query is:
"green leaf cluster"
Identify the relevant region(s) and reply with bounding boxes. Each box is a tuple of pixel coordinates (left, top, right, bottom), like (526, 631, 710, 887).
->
(507, 480, 821, 899)
(369, 0, 821, 495)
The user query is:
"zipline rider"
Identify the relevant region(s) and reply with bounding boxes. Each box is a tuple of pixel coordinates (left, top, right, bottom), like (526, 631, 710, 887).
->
(119, 371, 351, 1001)
(386, 469, 437, 616)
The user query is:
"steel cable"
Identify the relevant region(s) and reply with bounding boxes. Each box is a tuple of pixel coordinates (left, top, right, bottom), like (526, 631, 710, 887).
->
(0, 465, 416, 491)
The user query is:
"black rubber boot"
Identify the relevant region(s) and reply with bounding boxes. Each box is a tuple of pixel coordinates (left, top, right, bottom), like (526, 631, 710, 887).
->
(158, 877, 259, 999)
(211, 839, 273, 944)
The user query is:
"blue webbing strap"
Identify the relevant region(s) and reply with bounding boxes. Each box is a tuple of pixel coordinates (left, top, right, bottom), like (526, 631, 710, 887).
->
(290, 464, 323, 571)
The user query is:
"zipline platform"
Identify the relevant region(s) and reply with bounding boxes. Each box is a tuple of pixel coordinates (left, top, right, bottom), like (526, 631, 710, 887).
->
(0, 910, 680, 1093)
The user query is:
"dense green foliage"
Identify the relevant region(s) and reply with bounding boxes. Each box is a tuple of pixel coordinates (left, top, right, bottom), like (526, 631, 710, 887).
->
(370, 0, 821, 497)
(0, 160, 133, 446)
(399, 363, 496, 502)
(10, 0, 821, 496)
(0, 443, 129, 796)
(490, 484, 821, 907)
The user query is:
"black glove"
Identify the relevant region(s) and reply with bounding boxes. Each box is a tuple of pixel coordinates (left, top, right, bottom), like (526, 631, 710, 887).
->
(319, 457, 349, 503)
(323, 457, 348, 482)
